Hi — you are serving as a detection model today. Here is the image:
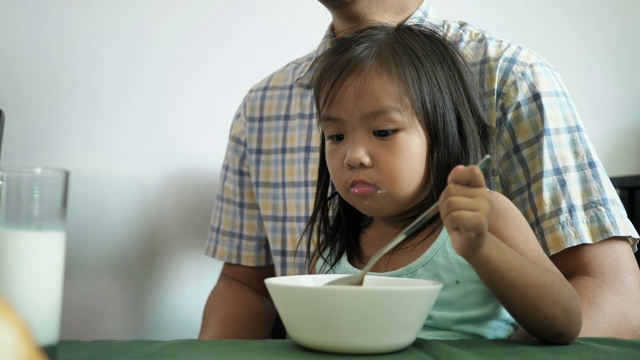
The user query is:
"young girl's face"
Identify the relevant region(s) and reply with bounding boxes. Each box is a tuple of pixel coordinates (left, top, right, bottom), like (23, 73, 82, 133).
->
(319, 70, 429, 224)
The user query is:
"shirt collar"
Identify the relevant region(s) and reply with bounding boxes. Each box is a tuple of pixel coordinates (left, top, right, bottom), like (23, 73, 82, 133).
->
(406, 0, 436, 25)
(295, 0, 436, 85)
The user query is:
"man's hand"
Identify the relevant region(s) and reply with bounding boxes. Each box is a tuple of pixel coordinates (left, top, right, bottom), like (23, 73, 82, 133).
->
(199, 263, 277, 339)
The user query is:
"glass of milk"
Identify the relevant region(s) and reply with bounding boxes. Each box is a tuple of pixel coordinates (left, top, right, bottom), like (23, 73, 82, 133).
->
(0, 167, 69, 359)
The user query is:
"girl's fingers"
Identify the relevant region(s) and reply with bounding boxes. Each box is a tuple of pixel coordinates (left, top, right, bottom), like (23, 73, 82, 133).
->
(439, 194, 487, 215)
(442, 209, 487, 229)
(447, 165, 465, 183)
(447, 165, 487, 188)
(439, 184, 490, 213)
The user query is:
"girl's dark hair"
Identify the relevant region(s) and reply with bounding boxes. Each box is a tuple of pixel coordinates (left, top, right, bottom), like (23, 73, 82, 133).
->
(303, 24, 494, 273)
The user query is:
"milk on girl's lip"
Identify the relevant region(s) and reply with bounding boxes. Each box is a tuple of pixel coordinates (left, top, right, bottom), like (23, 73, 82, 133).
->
(0, 228, 66, 346)
(349, 184, 381, 196)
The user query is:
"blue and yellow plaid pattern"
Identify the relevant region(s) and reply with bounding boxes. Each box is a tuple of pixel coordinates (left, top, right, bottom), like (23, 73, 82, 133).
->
(206, 1, 638, 276)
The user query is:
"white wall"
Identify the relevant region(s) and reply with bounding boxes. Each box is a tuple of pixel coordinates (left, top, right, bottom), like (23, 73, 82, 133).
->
(0, 0, 637, 341)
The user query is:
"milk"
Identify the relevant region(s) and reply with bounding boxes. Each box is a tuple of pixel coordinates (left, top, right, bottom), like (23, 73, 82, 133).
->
(0, 228, 66, 346)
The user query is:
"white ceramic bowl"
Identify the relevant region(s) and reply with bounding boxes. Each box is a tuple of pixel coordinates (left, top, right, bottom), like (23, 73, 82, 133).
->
(265, 274, 443, 354)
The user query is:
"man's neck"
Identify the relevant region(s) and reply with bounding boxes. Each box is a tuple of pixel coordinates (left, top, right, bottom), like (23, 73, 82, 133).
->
(325, 0, 423, 37)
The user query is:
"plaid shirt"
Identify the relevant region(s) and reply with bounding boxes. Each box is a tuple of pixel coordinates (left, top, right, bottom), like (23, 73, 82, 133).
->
(206, 0, 638, 276)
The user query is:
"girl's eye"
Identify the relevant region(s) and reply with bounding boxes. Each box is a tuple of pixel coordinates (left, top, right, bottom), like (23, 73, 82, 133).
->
(325, 134, 344, 142)
(373, 129, 397, 138)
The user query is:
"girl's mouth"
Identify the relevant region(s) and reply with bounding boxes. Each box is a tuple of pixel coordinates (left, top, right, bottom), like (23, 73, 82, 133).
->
(348, 181, 382, 196)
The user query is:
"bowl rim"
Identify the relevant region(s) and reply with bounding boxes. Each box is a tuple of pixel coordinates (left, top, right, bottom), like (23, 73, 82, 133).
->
(265, 274, 443, 290)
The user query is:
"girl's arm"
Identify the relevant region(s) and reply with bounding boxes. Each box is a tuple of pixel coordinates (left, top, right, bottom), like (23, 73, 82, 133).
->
(438, 165, 582, 344)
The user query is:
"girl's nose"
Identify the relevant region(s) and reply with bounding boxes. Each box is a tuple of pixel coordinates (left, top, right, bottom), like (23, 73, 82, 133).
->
(344, 143, 372, 168)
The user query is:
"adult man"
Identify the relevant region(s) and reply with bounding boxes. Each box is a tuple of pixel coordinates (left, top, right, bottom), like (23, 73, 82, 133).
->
(199, 0, 640, 339)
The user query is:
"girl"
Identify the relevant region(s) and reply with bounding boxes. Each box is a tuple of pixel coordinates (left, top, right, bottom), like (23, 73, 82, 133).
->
(303, 24, 582, 344)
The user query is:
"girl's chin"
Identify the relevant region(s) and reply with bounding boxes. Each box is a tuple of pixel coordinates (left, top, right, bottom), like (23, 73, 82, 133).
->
(349, 200, 429, 224)
(350, 202, 388, 218)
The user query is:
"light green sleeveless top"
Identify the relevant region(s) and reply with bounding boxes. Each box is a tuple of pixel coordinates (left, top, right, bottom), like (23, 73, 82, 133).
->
(316, 229, 518, 339)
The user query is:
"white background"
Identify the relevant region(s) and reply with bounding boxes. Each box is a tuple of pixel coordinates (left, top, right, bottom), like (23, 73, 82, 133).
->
(0, 0, 638, 340)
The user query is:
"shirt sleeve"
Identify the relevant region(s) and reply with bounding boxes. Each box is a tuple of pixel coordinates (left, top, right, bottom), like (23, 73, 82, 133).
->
(205, 97, 272, 266)
(493, 58, 639, 255)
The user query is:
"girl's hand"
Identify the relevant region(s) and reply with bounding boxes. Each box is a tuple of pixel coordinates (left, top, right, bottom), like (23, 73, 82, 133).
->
(438, 164, 491, 259)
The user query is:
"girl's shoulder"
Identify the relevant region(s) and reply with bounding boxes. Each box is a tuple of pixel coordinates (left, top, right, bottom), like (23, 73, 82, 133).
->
(488, 190, 517, 214)
(487, 190, 534, 237)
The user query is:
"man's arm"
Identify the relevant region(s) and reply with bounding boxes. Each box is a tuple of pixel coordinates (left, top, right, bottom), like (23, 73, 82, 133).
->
(550, 237, 640, 338)
(490, 51, 640, 339)
(199, 263, 277, 339)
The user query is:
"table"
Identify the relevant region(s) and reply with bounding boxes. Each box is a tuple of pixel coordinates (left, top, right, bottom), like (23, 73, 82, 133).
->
(57, 337, 640, 359)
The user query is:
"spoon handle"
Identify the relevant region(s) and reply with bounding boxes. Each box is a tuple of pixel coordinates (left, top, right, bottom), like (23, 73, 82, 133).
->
(359, 155, 493, 276)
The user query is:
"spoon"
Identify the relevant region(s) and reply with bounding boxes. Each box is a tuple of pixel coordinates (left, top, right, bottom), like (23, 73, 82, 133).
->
(323, 155, 493, 286)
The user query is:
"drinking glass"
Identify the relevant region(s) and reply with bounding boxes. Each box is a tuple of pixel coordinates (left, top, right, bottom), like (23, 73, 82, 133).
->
(0, 167, 69, 359)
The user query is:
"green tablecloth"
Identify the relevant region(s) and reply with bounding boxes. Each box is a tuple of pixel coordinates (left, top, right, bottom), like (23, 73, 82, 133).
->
(57, 338, 640, 359)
